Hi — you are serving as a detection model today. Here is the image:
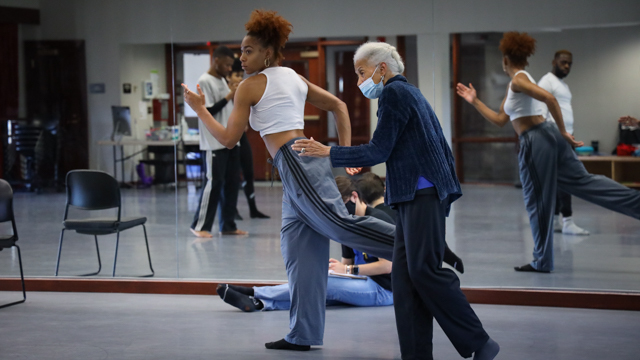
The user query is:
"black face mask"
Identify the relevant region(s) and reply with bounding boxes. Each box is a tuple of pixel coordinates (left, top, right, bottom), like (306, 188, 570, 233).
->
(344, 201, 356, 215)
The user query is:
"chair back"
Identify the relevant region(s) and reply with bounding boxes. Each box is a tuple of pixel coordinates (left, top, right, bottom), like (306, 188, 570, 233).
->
(0, 179, 15, 223)
(65, 170, 121, 211)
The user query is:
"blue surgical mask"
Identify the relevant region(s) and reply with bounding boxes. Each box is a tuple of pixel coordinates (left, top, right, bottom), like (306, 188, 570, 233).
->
(358, 65, 384, 99)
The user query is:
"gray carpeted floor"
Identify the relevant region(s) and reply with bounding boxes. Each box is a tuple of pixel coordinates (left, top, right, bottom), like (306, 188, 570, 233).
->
(0, 291, 639, 359)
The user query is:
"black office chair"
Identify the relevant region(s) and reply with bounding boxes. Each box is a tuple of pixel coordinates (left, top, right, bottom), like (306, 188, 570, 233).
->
(4, 120, 43, 191)
(55, 170, 154, 277)
(0, 179, 26, 309)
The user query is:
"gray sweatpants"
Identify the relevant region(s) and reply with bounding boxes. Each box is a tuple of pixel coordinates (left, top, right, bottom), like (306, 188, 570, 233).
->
(273, 138, 395, 345)
(519, 122, 640, 271)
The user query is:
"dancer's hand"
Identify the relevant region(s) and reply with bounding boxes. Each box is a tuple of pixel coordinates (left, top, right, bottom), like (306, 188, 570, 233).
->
(181, 83, 206, 112)
(328, 258, 346, 274)
(562, 131, 584, 147)
(346, 167, 362, 175)
(456, 83, 477, 104)
(291, 137, 330, 157)
(619, 116, 639, 127)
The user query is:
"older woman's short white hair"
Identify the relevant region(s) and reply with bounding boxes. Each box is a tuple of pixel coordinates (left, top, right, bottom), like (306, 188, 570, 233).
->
(353, 42, 405, 76)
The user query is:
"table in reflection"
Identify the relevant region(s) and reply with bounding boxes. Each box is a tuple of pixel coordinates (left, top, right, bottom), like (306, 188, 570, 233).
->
(97, 139, 201, 186)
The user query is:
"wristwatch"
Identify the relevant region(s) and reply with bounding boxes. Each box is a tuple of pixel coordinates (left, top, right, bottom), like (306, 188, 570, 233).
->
(352, 265, 359, 275)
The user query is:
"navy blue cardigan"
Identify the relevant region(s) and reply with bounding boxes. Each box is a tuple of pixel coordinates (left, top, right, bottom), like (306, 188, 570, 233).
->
(330, 75, 461, 214)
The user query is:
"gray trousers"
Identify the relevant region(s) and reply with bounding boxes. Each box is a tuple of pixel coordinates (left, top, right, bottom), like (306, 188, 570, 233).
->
(274, 138, 395, 345)
(519, 122, 640, 271)
(190, 147, 240, 233)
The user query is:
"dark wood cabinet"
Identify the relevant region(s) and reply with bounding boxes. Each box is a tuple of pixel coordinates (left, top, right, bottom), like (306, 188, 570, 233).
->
(23, 40, 89, 184)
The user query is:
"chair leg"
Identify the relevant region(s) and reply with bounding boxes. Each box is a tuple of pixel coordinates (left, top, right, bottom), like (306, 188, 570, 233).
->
(141, 224, 154, 277)
(55, 229, 65, 276)
(112, 231, 120, 277)
(80, 235, 102, 276)
(0, 245, 26, 309)
(17, 245, 25, 302)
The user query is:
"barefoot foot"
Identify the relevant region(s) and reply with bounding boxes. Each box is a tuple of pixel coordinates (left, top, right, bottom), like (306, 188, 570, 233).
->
(190, 228, 213, 238)
(220, 229, 248, 236)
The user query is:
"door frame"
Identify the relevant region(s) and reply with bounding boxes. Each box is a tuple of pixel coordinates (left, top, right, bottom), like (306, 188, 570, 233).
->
(451, 33, 518, 184)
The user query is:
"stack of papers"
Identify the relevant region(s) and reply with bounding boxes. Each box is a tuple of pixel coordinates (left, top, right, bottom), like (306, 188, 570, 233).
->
(328, 270, 367, 280)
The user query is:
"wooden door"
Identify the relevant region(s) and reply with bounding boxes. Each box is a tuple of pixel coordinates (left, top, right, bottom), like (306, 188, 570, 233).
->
(451, 33, 519, 184)
(333, 50, 370, 173)
(24, 40, 89, 180)
(334, 50, 369, 145)
(0, 24, 19, 177)
(281, 48, 326, 143)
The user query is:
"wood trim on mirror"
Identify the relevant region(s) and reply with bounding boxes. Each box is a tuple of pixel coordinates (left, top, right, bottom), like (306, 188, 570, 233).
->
(1, 278, 638, 311)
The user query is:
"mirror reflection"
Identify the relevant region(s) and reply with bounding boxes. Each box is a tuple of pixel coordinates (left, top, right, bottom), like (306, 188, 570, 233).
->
(0, 1, 638, 295)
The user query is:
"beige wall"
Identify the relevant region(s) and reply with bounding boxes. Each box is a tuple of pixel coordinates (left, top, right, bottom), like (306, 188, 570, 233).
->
(6, 0, 640, 171)
(528, 26, 640, 154)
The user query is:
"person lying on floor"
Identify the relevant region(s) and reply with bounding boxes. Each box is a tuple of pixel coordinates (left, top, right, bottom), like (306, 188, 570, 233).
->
(356, 172, 465, 273)
(216, 176, 394, 312)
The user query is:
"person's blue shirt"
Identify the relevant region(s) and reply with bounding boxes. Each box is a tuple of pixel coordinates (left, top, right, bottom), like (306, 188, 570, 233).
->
(417, 176, 434, 189)
(330, 75, 461, 214)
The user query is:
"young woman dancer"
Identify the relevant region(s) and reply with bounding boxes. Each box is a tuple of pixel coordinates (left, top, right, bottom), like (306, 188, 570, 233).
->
(456, 32, 640, 273)
(182, 10, 394, 351)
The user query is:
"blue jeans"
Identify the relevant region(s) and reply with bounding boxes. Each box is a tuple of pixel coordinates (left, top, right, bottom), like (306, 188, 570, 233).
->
(254, 276, 393, 311)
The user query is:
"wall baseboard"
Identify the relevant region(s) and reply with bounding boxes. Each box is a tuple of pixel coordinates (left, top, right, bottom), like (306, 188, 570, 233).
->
(1, 278, 639, 311)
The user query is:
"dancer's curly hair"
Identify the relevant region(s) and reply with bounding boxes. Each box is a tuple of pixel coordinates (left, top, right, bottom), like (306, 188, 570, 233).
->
(499, 32, 536, 67)
(245, 9, 293, 63)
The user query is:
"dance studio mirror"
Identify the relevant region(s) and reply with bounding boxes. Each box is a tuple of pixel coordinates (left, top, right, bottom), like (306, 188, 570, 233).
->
(1, 0, 638, 296)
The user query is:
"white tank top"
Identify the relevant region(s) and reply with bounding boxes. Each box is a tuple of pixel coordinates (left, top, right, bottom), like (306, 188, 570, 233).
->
(503, 70, 544, 121)
(249, 67, 308, 137)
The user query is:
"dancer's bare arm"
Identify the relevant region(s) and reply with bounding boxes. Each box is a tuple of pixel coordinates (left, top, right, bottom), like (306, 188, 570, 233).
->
(298, 76, 362, 175)
(182, 82, 252, 148)
(511, 73, 583, 147)
(456, 83, 510, 127)
(301, 76, 351, 147)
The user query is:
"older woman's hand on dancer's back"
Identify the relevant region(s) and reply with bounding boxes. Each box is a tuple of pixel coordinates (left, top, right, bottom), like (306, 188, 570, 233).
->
(292, 137, 362, 175)
(292, 137, 330, 157)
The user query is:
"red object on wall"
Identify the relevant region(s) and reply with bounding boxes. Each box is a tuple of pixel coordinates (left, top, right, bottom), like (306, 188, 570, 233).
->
(152, 99, 169, 122)
(376, 36, 386, 42)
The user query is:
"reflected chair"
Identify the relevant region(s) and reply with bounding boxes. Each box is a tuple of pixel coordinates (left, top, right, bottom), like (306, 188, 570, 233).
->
(55, 170, 154, 277)
(0, 179, 26, 309)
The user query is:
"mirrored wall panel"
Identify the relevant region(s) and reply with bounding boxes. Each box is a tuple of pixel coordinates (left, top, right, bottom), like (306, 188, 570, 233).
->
(1, 0, 638, 294)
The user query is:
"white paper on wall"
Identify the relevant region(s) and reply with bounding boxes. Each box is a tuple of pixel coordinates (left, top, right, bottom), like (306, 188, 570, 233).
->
(138, 100, 148, 120)
(183, 53, 211, 117)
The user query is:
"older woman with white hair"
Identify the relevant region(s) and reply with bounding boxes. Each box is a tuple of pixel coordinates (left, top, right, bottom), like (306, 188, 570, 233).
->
(293, 42, 499, 360)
